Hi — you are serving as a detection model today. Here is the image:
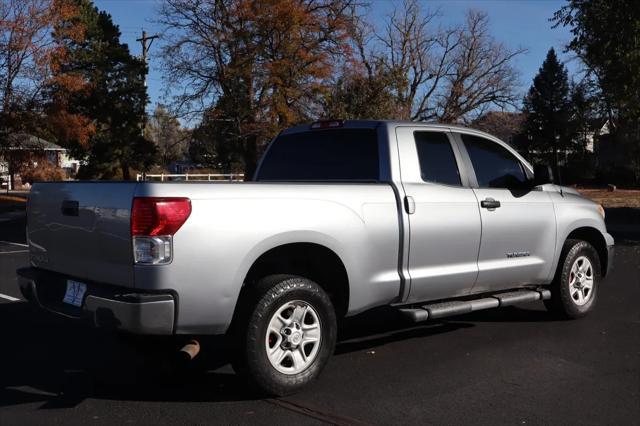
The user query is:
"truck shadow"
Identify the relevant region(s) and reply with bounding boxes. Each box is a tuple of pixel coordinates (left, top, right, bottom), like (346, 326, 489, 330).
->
(0, 300, 560, 408)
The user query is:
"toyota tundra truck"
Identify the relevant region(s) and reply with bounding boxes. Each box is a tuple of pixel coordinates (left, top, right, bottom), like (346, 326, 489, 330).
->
(17, 120, 614, 395)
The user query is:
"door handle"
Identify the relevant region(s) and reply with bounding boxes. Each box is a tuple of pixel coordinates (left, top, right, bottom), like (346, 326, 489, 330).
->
(480, 198, 501, 210)
(404, 196, 415, 214)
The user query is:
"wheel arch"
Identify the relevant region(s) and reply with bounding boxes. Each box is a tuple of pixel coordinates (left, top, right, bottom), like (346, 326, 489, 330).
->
(237, 242, 350, 319)
(564, 226, 609, 276)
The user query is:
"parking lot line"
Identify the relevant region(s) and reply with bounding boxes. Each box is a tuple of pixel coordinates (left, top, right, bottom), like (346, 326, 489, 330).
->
(0, 293, 20, 302)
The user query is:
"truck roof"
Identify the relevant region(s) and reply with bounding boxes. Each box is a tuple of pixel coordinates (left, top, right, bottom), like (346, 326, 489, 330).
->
(279, 119, 532, 173)
(281, 119, 503, 142)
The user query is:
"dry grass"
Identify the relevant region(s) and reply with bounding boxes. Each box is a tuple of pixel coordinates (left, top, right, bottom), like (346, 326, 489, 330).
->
(578, 189, 640, 208)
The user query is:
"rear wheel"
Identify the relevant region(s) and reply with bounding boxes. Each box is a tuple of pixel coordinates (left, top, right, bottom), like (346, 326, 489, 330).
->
(230, 275, 337, 396)
(544, 239, 601, 319)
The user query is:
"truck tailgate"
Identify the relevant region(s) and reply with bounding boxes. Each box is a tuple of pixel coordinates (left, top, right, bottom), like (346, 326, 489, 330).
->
(27, 182, 137, 287)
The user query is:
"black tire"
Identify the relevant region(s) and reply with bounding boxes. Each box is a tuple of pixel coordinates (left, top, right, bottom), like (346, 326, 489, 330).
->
(544, 239, 601, 319)
(229, 274, 337, 396)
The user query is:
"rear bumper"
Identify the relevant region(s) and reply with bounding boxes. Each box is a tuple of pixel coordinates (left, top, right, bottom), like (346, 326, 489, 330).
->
(16, 267, 175, 335)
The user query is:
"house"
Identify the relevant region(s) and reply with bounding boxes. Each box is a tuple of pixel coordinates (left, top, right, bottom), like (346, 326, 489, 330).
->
(575, 118, 611, 153)
(0, 133, 79, 190)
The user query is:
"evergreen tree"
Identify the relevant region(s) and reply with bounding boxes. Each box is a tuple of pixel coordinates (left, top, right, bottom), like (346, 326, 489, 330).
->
(52, 0, 155, 179)
(522, 48, 573, 177)
(569, 79, 598, 156)
(189, 102, 244, 175)
(554, 0, 640, 184)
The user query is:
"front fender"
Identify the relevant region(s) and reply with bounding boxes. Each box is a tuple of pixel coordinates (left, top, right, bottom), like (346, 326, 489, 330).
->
(547, 192, 611, 281)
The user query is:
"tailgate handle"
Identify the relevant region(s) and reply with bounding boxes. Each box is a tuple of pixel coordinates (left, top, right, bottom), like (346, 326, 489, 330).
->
(61, 200, 79, 216)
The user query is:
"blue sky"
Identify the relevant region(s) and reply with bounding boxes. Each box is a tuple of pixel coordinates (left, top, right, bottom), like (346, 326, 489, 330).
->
(94, 0, 579, 113)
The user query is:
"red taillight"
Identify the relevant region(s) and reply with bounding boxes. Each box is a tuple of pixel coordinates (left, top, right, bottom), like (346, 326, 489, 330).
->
(311, 120, 344, 129)
(131, 197, 192, 236)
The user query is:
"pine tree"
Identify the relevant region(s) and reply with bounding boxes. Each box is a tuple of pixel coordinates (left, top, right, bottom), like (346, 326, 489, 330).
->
(52, 0, 155, 179)
(522, 48, 573, 177)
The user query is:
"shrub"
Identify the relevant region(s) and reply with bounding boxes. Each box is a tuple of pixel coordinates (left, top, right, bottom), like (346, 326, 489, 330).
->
(21, 162, 67, 184)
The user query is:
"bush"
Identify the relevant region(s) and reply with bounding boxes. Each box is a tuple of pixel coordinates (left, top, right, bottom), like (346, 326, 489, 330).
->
(21, 162, 67, 184)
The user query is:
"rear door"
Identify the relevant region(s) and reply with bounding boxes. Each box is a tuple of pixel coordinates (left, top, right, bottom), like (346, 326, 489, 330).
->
(28, 182, 137, 286)
(396, 127, 481, 303)
(455, 132, 556, 293)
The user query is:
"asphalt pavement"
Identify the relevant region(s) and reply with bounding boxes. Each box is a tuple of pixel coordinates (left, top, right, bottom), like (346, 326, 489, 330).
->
(0, 207, 638, 425)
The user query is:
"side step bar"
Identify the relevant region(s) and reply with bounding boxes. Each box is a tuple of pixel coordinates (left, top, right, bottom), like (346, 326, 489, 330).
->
(398, 289, 551, 322)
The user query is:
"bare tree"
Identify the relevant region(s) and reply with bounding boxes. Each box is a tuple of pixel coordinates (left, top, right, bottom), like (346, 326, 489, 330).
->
(0, 0, 66, 115)
(437, 10, 525, 123)
(146, 104, 189, 169)
(351, 0, 525, 123)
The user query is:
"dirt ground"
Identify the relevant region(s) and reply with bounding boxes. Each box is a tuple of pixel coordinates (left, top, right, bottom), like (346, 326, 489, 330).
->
(577, 188, 640, 208)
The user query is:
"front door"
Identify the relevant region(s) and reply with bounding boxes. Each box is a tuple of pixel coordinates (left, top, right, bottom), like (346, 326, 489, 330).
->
(456, 133, 557, 293)
(396, 127, 482, 303)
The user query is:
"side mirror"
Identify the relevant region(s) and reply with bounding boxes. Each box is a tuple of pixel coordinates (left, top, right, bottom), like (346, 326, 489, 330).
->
(533, 164, 554, 185)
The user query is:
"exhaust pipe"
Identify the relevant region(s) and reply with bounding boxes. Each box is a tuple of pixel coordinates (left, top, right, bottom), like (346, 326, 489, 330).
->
(179, 339, 200, 361)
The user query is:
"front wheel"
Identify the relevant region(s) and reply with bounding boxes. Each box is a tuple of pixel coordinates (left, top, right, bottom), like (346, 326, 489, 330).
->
(230, 275, 337, 396)
(544, 239, 601, 319)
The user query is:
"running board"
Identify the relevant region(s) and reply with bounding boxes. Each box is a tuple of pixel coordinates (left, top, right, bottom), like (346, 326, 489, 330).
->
(398, 289, 551, 322)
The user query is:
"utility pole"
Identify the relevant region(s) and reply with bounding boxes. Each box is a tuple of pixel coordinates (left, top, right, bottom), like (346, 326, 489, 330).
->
(137, 30, 159, 180)
(136, 30, 159, 88)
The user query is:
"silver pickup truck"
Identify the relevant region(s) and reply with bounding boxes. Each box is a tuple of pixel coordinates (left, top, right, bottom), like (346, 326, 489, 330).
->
(17, 120, 614, 395)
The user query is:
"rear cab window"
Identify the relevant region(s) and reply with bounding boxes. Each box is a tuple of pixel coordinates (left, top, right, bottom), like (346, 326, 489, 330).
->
(256, 128, 379, 181)
(413, 131, 461, 186)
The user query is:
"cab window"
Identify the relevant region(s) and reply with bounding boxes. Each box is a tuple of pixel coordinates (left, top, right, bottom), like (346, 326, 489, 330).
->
(414, 131, 461, 186)
(461, 134, 527, 189)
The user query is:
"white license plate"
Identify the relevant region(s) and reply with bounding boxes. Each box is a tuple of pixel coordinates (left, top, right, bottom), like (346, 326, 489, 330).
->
(63, 280, 87, 307)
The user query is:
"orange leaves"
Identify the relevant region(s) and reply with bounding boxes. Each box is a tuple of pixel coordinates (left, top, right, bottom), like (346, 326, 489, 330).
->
(52, 73, 89, 93)
(47, 109, 95, 149)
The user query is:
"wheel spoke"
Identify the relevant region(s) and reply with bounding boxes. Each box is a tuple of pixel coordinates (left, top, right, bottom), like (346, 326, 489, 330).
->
(303, 326, 320, 342)
(302, 320, 319, 331)
(297, 346, 308, 363)
(583, 277, 594, 289)
(269, 324, 282, 336)
(270, 345, 286, 361)
(578, 259, 586, 272)
(276, 312, 291, 327)
(577, 289, 585, 304)
(292, 305, 307, 323)
(291, 347, 305, 369)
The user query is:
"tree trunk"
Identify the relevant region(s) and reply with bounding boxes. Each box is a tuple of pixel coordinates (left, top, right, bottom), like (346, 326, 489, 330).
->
(242, 136, 258, 181)
(121, 162, 131, 181)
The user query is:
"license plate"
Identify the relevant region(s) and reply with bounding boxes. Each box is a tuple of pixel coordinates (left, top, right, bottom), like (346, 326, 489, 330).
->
(63, 280, 87, 307)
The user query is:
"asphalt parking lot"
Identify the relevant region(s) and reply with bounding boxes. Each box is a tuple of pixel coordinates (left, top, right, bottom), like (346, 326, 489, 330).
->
(0, 207, 638, 425)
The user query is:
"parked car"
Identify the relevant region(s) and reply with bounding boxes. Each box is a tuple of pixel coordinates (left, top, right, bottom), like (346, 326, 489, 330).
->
(17, 120, 614, 395)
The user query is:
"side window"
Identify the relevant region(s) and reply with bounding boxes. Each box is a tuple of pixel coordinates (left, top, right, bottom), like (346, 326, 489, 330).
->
(414, 131, 461, 186)
(461, 134, 527, 189)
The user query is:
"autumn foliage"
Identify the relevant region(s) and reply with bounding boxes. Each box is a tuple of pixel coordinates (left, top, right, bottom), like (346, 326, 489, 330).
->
(159, 0, 358, 176)
(0, 0, 94, 148)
